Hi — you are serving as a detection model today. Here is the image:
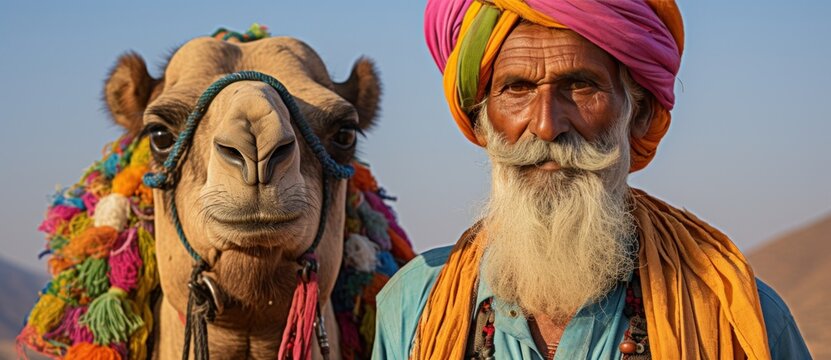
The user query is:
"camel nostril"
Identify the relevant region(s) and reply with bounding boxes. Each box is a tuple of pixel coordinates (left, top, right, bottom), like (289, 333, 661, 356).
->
(263, 140, 295, 182)
(216, 142, 250, 181)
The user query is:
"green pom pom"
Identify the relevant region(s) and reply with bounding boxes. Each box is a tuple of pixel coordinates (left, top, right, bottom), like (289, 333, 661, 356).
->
(78, 257, 110, 298)
(80, 287, 143, 345)
(247, 23, 270, 39)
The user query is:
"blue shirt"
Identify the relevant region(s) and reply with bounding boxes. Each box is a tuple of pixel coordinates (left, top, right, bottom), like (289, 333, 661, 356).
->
(373, 245, 811, 359)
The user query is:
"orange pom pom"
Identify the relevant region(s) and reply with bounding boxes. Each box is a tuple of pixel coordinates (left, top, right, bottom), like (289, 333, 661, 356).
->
(60, 226, 118, 263)
(49, 256, 75, 275)
(350, 162, 378, 192)
(65, 342, 122, 360)
(389, 229, 416, 262)
(112, 165, 148, 197)
(361, 273, 390, 306)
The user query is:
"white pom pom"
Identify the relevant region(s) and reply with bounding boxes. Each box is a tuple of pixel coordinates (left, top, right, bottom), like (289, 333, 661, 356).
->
(344, 234, 379, 273)
(93, 193, 131, 231)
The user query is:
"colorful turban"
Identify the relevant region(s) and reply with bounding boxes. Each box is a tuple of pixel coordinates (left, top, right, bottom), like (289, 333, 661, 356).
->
(424, 0, 684, 172)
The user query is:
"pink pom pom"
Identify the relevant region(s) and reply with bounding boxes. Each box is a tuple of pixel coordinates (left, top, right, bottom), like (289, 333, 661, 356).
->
(108, 228, 142, 292)
(82, 192, 99, 216)
(38, 205, 83, 234)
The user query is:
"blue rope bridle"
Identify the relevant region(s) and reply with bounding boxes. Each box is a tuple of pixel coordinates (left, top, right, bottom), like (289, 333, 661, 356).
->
(142, 71, 353, 360)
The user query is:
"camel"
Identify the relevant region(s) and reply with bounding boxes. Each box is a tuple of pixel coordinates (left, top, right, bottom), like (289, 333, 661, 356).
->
(18, 26, 414, 359)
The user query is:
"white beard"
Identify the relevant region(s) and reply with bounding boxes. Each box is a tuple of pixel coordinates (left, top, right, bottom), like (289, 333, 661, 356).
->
(477, 101, 637, 320)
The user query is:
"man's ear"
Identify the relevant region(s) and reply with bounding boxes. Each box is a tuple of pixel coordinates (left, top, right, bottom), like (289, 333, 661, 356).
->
(333, 57, 382, 131)
(104, 52, 160, 136)
(472, 114, 488, 147)
(630, 94, 654, 140)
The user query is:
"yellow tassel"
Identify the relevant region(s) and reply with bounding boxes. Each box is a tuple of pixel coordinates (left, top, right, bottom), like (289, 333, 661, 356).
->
(127, 300, 152, 360)
(27, 293, 67, 335)
(129, 226, 157, 360)
(54, 211, 91, 240)
(68, 212, 93, 237)
(65, 342, 122, 360)
(129, 138, 152, 167)
(134, 227, 158, 303)
(54, 268, 80, 299)
(359, 304, 376, 346)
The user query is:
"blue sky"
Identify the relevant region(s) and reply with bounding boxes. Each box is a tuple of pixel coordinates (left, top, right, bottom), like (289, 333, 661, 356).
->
(1, 0, 829, 272)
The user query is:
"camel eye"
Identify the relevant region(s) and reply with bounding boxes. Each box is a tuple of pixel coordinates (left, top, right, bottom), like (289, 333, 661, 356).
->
(148, 125, 175, 155)
(332, 126, 357, 150)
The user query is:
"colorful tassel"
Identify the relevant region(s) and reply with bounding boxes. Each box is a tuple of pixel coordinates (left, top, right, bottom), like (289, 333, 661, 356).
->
(93, 194, 131, 231)
(45, 306, 94, 344)
(38, 205, 83, 234)
(278, 255, 320, 360)
(65, 342, 122, 360)
(82, 192, 99, 216)
(61, 226, 118, 262)
(356, 201, 391, 250)
(27, 293, 67, 335)
(129, 138, 151, 167)
(80, 288, 143, 345)
(112, 165, 148, 198)
(134, 226, 158, 302)
(344, 234, 379, 273)
(16, 324, 64, 359)
(127, 300, 151, 360)
(102, 153, 120, 179)
(108, 228, 142, 292)
(78, 258, 110, 298)
(359, 305, 376, 347)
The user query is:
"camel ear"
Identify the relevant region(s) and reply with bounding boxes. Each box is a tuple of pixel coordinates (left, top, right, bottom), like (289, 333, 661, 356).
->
(333, 57, 382, 131)
(104, 52, 158, 136)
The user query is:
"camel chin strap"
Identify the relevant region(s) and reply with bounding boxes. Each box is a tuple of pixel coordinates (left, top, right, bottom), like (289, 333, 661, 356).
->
(143, 71, 354, 360)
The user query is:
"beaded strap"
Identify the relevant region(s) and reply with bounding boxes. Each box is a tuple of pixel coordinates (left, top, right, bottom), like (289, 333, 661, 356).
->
(466, 298, 495, 360)
(464, 276, 650, 359)
(621, 274, 650, 359)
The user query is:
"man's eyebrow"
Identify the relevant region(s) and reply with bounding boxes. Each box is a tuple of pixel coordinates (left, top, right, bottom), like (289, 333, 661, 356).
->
(495, 67, 605, 85)
(557, 69, 604, 83)
(145, 99, 193, 128)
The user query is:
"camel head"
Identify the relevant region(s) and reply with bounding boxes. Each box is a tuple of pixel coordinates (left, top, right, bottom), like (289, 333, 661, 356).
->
(104, 35, 381, 336)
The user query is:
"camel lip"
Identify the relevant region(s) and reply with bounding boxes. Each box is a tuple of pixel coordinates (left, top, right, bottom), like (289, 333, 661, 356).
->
(211, 211, 302, 225)
(209, 211, 303, 231)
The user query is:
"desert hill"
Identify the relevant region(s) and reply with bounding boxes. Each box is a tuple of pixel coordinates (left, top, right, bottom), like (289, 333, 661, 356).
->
(0, 257, 47, 359)
(749, 212, 831, 359)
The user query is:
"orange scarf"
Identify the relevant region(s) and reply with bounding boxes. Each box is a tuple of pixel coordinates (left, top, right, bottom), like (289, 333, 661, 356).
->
(411, 189, 771, 359)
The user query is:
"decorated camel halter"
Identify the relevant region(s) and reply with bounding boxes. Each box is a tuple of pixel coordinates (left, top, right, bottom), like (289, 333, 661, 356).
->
(141, 70, 353, 360)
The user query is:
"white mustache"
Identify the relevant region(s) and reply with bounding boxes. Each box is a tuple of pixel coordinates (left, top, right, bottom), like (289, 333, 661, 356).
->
(484, 130, 623, 172)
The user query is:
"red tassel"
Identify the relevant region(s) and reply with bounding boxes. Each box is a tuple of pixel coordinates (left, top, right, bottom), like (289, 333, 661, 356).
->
(277, 260, 320, 360)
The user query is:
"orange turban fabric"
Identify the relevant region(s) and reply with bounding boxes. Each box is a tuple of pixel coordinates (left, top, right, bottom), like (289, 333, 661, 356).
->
(424, 0, 684, 172)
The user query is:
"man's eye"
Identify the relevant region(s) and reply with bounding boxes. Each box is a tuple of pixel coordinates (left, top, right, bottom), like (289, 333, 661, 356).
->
(569, 81, 592, 90)
(148, 125, 175, 154)
(333, 127, 357, 150)
(505, 82, 534, 93)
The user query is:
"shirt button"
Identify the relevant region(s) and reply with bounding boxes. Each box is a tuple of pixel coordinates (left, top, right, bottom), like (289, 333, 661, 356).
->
(509, 310, 518, 317)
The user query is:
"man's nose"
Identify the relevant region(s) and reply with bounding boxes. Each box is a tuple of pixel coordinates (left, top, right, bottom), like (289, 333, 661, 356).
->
(529, 87, 570, 142)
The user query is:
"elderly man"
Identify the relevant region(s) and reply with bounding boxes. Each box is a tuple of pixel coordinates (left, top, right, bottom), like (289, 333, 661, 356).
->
(373, 0, 810, 359)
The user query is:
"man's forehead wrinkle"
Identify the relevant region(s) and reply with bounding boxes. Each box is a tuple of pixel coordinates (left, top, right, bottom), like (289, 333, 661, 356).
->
(494, 56, 611, 85)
